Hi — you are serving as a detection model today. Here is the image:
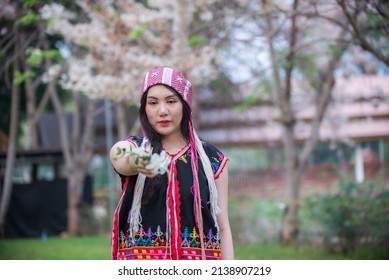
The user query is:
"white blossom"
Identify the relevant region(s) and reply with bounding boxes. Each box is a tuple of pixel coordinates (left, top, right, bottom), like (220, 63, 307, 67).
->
(40, 0, 222, 102)
(145, 151, 171, 175)
(42, 64, 61, 83)
(40, 3, 75, 20)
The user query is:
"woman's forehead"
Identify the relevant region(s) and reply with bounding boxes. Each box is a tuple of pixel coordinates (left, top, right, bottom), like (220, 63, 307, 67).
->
(147, 85, 178, 99)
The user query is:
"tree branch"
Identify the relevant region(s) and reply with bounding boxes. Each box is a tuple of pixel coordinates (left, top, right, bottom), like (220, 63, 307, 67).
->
(298, 30, 349, 168)
(262, 0, 284, 116)
(284, 0, 299, 110)
(32, 86, 51, 125)
(337, 0, 389, 67)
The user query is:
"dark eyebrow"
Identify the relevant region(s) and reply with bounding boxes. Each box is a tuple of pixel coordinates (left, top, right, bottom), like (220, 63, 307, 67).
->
(165, 95, 179, 100)
(147, 94, 178, 100)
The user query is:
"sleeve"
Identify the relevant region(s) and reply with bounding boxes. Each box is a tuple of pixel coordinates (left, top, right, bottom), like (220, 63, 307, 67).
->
(125, 135, 143, 147)
(202, 142, 229, 179)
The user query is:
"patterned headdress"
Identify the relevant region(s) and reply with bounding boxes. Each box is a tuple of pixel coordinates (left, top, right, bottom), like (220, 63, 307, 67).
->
(129, 66, 221, 260)
(141, 66, 193, 108)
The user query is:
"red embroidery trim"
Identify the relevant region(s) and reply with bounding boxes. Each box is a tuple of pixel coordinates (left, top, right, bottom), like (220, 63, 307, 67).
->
(111, 176, 130, 259)
(214, 157, 229, 180)
(167, 160, 183, 259)
(117, 246, 221, 260)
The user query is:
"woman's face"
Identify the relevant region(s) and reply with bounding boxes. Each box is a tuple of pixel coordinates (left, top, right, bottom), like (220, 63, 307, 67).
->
(145, 85, 184, 139)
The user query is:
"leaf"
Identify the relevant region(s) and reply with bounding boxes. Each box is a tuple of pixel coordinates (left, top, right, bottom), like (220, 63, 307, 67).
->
(27, 52, 43, 67)
(15, 11, 40, 26)
(26, 49, 62, 67)
(23, 0, 37, 8)
(189, 35, 206, 48)
(116, 147, 124, 156)
(128, 24, 147, 40)
(233, 80, 271, 113)
(13, 71, 35, 85)
(47, 18, 54, 29)
(326, 44, 343, 58)
(45, 50, 62, 62)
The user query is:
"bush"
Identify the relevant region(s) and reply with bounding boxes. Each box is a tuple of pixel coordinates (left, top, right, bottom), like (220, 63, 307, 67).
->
(304, 177, 389, 254)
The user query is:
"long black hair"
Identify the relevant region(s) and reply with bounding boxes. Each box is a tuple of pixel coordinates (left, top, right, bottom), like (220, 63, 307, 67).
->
(139, 85, 192, 204)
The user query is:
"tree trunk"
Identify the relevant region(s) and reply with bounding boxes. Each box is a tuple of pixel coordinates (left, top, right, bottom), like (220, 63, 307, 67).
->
(0, 30, 20, 235)
(67, 164, 85, 236)
(263, 0, 301, 246)
(47, 80, 78, 234)
(280, 123, 300, 246)
(281, 199, 299, 246)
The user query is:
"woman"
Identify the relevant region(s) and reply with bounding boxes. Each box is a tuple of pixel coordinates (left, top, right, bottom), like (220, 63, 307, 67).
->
(110, 66, 234, 260)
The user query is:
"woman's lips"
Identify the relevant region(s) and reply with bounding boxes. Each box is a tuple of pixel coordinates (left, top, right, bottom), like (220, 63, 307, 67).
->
(158, 121, 171, 127)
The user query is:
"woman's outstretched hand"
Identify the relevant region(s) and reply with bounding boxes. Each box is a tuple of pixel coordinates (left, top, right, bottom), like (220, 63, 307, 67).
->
(110, 137, 170, 178)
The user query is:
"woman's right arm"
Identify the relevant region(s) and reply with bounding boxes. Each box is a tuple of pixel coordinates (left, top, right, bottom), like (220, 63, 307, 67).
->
(109, 140, 139, 176)
(109, 140, 157, 178)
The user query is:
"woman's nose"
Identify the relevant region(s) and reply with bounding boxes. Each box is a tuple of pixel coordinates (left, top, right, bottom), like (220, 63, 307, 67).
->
(158, 103, 168, 116)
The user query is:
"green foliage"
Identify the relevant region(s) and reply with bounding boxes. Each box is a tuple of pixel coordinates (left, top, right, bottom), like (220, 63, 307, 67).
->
(14, 70, 35, 85)
(365, 11, 386, 40)
(234, 80, 272, 113)
(276, 49, 288, 67)
(26, 48, 62, 67)
(304, 177, 389, 254)
(128, 24, 147, 40)
(113, 146, 151, 165)
(15, 11, 40, 26)
(326, 44, 343, 58)
(46, 18, 55, 29)
(233, 96, 257, 114)
(26, 52, 42, 67)
(368, 190, 389, 241)
(23, 0, 38, 8)
(295, 52, 321, 81)
(188, 35, 206, 48)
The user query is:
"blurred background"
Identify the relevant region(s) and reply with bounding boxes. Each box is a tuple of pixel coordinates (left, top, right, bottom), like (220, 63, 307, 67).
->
(0, 0, 388, 259)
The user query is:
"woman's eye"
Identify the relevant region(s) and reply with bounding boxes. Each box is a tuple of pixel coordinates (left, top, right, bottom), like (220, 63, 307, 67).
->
(148, 101, 157, 106)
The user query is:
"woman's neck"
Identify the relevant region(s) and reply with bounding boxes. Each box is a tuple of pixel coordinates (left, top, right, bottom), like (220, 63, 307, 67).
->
(161, 134, 188, 155)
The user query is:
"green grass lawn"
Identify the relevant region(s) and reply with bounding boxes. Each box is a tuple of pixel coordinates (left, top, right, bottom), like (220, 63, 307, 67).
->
(0, 235, 387, 260)
(0, 235, 112, 260)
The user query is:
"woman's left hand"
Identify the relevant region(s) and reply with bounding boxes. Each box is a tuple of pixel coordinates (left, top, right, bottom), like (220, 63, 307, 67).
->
(136, 153, 159, 178)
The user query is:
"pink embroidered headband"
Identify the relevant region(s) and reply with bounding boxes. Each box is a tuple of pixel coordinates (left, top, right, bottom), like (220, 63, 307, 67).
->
(141, 66, 193, 108)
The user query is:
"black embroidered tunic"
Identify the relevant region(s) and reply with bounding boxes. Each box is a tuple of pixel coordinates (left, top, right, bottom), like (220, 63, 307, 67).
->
(111, 136, 228, 260)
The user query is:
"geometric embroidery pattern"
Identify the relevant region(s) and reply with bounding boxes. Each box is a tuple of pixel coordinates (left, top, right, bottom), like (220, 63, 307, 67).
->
(117, 246, 221, 260)
(118, 226, 222, 260)
(119, 226, 221, 250)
